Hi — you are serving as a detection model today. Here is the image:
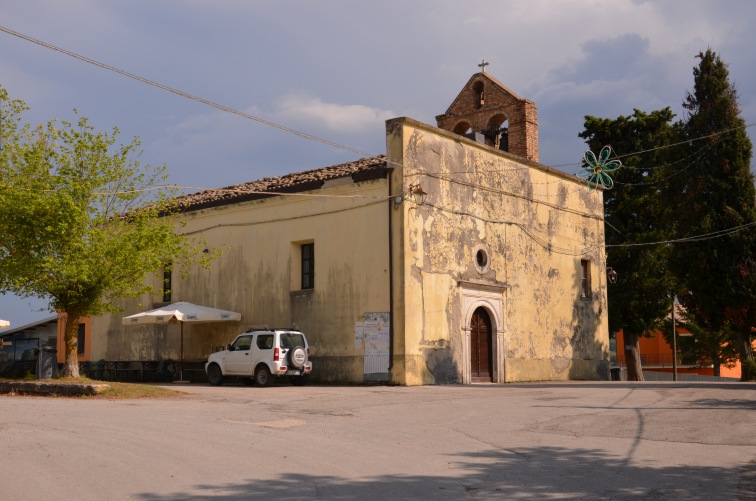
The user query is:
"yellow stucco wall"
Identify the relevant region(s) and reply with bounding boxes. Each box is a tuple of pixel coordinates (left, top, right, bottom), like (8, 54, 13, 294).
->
(96, 178, 391, 382)
(387, 118, 610, 384)
(91, 117, 608, 386)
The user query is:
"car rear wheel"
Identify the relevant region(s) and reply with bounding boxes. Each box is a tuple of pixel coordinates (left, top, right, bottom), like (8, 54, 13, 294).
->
(207, 364, 223, 386)
(255, 365, 272, 387)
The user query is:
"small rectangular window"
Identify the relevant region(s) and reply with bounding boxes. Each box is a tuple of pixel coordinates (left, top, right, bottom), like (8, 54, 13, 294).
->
(581, 259, 592, 298)
(77, 323, 86, 355)
(163, 264, 172, 303)
(301, 243, 314, 290)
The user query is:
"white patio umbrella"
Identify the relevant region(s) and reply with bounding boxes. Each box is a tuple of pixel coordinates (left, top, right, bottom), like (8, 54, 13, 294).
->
(122, 302, 241, 382)
(0, 319, 9, 329)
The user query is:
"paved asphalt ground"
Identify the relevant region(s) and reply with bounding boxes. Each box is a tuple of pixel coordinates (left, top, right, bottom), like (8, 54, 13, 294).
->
(1, 381, 755, 500)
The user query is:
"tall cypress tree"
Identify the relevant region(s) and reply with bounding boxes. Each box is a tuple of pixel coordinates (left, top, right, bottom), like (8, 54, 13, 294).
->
(667, 49, 756, 380)
(580, 109, 680, 381)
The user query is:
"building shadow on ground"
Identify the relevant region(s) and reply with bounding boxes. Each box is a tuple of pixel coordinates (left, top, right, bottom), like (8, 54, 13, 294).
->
(135, 445, 753, 500)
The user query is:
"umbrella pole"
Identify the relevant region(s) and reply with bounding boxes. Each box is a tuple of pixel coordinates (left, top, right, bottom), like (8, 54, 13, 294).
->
(180, 322, 184, 382)
(174, 322, 189, 384)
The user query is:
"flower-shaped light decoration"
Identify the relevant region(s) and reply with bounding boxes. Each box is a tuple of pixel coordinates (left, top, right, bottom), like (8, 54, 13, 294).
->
(578, 145, 622, 190)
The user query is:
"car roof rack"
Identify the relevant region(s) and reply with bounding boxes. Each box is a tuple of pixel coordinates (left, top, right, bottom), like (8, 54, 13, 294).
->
(243, 327, 299, 333)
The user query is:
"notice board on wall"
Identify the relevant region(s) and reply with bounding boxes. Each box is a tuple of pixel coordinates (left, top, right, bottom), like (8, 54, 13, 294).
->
(361, 312, 390, 376)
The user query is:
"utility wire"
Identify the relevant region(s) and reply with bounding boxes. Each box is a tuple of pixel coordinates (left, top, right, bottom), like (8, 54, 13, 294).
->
(3, 24, 753, 179)
(0, 24, 372, 159)
(2, 23, 755, 247)
(0, 180, 394, 201)
(606, 221, 756, 248)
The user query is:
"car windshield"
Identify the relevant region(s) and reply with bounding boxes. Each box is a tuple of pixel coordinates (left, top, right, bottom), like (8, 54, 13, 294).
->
(280, 333, 305, 349)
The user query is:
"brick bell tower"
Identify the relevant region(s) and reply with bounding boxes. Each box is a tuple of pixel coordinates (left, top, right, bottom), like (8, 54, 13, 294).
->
(435, 61, 539, 163)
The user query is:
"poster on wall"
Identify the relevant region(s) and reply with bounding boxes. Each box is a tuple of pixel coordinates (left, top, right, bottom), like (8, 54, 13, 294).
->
(363, 312, 390, 376)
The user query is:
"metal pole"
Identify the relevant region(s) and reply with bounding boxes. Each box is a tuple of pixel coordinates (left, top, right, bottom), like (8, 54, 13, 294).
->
(180, 322, 184, 382)
(672, 295, 678, 382)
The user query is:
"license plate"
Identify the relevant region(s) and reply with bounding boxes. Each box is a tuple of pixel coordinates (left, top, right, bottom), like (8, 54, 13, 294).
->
(285, 370, 301, 376)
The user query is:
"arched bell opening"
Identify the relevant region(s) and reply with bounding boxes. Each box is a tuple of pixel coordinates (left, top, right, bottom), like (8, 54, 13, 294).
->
(485, 114, 509, 152)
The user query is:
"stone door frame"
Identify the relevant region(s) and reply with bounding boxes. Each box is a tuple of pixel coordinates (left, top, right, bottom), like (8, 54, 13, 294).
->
(459, 281, 506, 384)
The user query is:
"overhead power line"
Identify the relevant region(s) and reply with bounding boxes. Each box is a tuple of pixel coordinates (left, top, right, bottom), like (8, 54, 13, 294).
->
(606, 221, 756, 248)
(2, 23, 755, 253)
(3, 24, 753, 176)
(0, 24, 372, 159)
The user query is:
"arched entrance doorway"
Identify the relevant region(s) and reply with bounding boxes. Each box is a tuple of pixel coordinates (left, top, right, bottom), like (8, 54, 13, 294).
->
(470, 307, 493, 382)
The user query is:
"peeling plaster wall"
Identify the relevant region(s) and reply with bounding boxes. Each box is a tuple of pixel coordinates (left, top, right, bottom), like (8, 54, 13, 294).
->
(97, 180, 390, 382)
(89, 117, 607, 386)
(387, 118, 610, 384)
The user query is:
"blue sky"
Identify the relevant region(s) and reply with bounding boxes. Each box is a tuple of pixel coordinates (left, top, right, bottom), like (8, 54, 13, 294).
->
(2, 0, 756, 327)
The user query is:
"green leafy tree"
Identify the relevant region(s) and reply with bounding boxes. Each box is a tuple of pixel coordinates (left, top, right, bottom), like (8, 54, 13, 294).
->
(659, 313, 739, 377)
(665, 50, 756, 381)
(0, 87, 212, 377)
(580, 109, 681, 381)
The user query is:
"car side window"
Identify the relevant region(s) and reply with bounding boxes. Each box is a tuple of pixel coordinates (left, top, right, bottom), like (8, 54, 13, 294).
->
(232, 335, 252, 351)
(256, 334, 274, 350)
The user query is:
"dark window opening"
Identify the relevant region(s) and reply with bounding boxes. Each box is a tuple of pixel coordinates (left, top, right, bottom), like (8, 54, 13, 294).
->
(163, 264, 172, 303)
(581, 259, 592, 298)
(498, 127, 509, 151)
(77, 323, 85, 356)
(485, 115, 509, 151)
(476, 249, 488, 270)
(301, 243, 314, 290)
(473, 81, 485, 108)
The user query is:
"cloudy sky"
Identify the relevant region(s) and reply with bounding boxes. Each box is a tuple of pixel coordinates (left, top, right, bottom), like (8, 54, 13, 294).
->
(1, 0, 755, 327)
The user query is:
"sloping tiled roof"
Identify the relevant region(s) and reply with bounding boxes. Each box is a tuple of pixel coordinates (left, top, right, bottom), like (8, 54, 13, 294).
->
(177, 155, 388, 212)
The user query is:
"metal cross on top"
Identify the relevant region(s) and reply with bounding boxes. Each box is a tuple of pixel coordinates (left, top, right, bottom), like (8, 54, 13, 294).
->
(478, 59, 489, 72)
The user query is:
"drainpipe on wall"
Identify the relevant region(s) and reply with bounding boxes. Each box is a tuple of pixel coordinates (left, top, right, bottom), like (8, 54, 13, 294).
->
(387, 167, 395, 372)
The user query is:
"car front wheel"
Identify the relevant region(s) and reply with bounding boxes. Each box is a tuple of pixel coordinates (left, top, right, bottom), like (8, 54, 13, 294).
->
(255, 365, 272, 387)
(207, 363, 223, 386)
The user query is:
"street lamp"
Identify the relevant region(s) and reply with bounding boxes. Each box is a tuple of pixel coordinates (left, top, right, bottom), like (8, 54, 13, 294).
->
(606, 267, 618, 284)
(410, 184, 428, 205)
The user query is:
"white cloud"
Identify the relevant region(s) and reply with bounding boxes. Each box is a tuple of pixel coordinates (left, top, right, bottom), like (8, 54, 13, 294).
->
(273, 92, 395, 134)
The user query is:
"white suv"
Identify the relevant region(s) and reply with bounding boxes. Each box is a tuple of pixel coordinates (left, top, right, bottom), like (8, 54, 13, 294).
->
(205, 329, 312, 386)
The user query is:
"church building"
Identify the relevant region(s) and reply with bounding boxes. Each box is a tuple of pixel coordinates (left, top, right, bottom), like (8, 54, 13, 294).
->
(79, 68, 610, 384)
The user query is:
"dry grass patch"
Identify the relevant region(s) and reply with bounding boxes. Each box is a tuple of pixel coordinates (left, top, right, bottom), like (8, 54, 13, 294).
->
(2, 377, 187, 399)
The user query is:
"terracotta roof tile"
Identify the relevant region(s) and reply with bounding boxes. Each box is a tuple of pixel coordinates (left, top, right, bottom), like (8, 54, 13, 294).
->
(177, 155, 387, 211)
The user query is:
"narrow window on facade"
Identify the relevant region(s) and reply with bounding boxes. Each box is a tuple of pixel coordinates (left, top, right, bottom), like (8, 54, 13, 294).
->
(163, 264, 172, 303)
(301, 243, 315, 290)
(77, 323, 86, 356)
(473, 81, 485, 108)
(580, 259, 592, 298)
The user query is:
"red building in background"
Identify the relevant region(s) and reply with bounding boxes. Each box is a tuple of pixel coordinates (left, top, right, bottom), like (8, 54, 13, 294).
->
(612, 326, 743, 379)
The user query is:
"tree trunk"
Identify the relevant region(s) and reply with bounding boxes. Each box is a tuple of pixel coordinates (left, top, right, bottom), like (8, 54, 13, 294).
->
(737, 329, 754, 382)
(623, 330, 645, 381)
(59, 313, 81, 378)
(712, 353, 721, 377)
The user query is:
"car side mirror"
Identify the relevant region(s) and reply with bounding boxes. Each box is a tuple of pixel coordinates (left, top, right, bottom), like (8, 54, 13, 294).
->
(227, 344, 234, 351)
